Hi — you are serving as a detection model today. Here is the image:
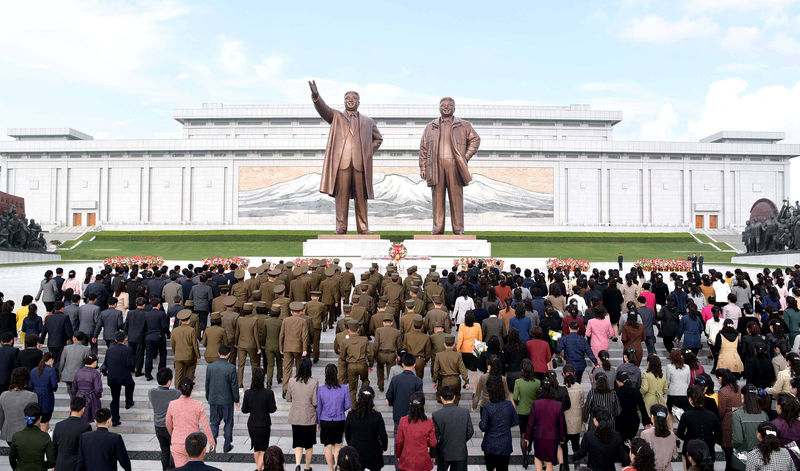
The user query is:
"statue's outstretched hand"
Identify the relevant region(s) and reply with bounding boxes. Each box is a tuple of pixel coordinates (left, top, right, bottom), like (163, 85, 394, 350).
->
(309, 80, 319, 100)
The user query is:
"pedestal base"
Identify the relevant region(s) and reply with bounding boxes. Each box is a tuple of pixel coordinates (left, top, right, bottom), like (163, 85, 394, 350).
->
(403, 236, 491, 257)
(731, 251, 800, 266)
(0, 250, 61, 264)
(303, 235, 391, 257)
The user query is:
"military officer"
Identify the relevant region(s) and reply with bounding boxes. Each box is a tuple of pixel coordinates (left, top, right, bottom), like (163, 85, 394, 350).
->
(263, 304, 283, 387)
(407, 286, 425, 316)
(383, 272, 404, 315)
(235, 302, 261, 387)
(211, 285, 231, 315)
(230, 269, 248, 310)
(279, 301, 309, 397)
(399, 299, 423, 342)
(310, 262, 325, 292)
(171, 309, 200, 382)
(245, 267, 260, 301)
(272, 284, 290, 319)
(403, 266, 418, 295)
(429, 324, 447, 377)
(350, 295, 369, 335)
(201, 312, 227, 364)
(403, 318, 431, 379)
(220, 296, 239, 364)
(259, 268, 280, 308)
(333, 318, 351, 384)
(356, 283, 375, 316)
(340, 319, 373, 404)
(368, 300, 395, 336)
(373, 316, 400, 392)
(306, 291, 326, 363)
(366, 266, 381, 298)
(319, 267, 341, 330)
(336, 304, 355, 334)
(432, 334, 469, 405)
(340, 262, 355, 304)
(424, 272, 445, 310)
(424, 265, 438, 285)
(424, 295, 452, 334)
(175, 300, 201, 341)
(289, 265, 311, 302)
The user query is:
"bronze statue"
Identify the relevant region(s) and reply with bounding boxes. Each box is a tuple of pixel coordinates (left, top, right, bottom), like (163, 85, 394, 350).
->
(419, 97, 480, 234)
(0, 205, 46, 252)
(309, 80, 383, 234)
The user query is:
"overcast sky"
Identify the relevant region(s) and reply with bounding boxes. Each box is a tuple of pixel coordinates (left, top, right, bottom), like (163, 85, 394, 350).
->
(1, 0, 798, 198)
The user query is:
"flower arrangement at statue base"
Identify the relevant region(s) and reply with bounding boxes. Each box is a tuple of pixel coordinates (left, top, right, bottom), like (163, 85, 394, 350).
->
(635, 258, 691, 272)
(389, 244, 407, 264)
(546, 258, 590, 272)
(203, 257, 250, 269)
(361, 255, 432, 261)
(453, 258, 504, 270)
(293, 258, 332, 268)
(103, 256, 165, 268)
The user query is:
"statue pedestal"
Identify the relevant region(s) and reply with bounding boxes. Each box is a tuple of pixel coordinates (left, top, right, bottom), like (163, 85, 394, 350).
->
(0, 249, 61, 264)
(731, 251, 800, 266)
(303, 235, 392, 257)
(403, 235, 491, 257)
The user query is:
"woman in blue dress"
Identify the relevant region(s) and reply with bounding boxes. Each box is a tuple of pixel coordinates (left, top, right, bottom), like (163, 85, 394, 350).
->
(28, 351, 58, 432)
(677, 303, 704, 355)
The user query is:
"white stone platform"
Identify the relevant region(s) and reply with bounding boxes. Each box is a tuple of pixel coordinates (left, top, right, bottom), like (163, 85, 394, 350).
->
(0, 249, 61, 264)
(731, 251, 800, 266)
(302, 235, 393, 257)
(403, 235, 491, 257)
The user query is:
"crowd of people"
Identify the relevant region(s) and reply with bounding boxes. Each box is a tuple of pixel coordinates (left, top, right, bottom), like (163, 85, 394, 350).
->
(0, 259, 799, 471)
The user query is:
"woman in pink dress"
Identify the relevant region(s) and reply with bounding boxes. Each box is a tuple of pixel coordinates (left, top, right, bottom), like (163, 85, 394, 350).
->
(165, 377, 215, 467)
(584, 306, 615, 359)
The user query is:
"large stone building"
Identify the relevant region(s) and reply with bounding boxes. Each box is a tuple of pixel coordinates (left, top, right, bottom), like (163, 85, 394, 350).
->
(1, 103, 797, 231)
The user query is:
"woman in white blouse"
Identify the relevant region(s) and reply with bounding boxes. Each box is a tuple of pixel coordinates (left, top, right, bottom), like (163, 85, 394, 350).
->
(452, 287, 475, 327)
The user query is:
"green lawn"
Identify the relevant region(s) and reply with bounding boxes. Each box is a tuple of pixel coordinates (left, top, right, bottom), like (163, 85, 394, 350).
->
(58, 230, 732, 263)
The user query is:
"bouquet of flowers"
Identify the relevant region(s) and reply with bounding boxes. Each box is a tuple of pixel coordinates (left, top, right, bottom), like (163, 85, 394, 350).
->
(635, 258, 691, 272)
(472, 339, 487, 358)
(389, 244, 407, 263)
(293, 258, 332, 268)
(546, 258, 590, 272)
(103, 256, 164, 268)
(453, 257, 504, 271)
(202, 257, 250, 269)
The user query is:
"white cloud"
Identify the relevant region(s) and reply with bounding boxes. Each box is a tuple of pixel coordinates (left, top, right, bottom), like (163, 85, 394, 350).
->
(620, 15, 719, 43)
(687, 77, 800, 143)
(176, 73, 189, 80)
(769, 32, 800, 56)
(219, 36, 247, 74)
(641, 104, 680, 139)
(722, 26, 761, 51)
(0, 1, 191, 91)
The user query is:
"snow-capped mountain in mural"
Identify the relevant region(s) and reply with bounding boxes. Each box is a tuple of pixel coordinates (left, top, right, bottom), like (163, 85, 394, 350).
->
(238, 173, 553, 220)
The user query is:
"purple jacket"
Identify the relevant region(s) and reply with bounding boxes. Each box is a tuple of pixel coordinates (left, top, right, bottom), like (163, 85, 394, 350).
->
(317, 384, 351, 422)
(772, 417, 800, 445)
(524, 398, 566, 442)
(71, 366, 102, 422)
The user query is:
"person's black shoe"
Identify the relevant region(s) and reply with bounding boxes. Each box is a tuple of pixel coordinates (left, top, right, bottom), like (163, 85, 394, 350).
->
(135, 372, 144, 377)
(378, 386, 384, 392)
(112, 421, 121, 427)
(295, 466, 301, 471)
(611, 337, 618, 342)
(277, 378, 282, 384)
(145, 376, 153, 381)
(559, 464, 568, 471)
(125, 401, 135, 409)
(224, 444, 233, 453)
(282, 390, 287, 399)
(313, 359, 318, 364)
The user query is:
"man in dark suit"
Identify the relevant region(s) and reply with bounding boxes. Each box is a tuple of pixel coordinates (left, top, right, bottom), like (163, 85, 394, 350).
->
(106, 331, 135, 426)
(65, 294, 81, 332)
(0, 332, 19, 393)
(691, 252, 698, 272)
(385, 352, 423, 432)
(40, 300, 73, 364)
(125, 298, 148, 376)
(84, 273, 111, 311)
(54, 267, 65, 301)
(94, 297, 123, 347)
(76, 408, 131, 471)
(481, 308, 507, 343)
(617, 252, 624, 271)
(698, 253, 704, 273)
(173, 432, 221, 471)
(145, 297, 170, 381)
(205, 345, 238, 453)
(52, 396, 92, 471)
(432, 386, 473, 471)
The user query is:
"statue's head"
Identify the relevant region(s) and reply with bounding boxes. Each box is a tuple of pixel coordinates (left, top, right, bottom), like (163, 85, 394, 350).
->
(344, 91, 359, 112)
(439, 97, 455, 118)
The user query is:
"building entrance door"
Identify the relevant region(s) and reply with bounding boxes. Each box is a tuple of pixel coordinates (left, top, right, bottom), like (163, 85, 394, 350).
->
(695, 215, 704, 229)
(87, 213, 96, 226)
(709, 215, 718, 229)
(73, 213, 82, 226)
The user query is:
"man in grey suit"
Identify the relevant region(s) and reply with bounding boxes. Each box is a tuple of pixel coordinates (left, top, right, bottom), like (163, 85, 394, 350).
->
(481, 307, 507, 343)
(59, 332, 91, 392)
(161, 274, 182, 311)
(188, 274, 214, 335)
(65, 294, 81, 332)
(205, 345, 238, 453)
(93, 297, 123, 348)
(77, 293, 101, 354)
(432, 386, 473, 471)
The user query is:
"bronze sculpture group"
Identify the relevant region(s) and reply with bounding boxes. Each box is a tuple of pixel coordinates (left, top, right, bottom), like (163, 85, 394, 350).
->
(310, 81, 480, 235)
(743, 200, 800, 253)
(0, 205, 46, 251)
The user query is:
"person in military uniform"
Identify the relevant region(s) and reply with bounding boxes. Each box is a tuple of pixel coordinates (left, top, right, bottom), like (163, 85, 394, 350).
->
(424, 265, 438, 285)
(180, 300, 202, 341)
(368, 300, 395, 336)
(263, 304, 283, 387)
(340, 319, 373, 404)
(404, 318, 432, 379)
(336, 303, 356, 334)
(350, 294, 369, 335)
(356, 283, 375, 315)
(383, 272, 405, 315)
(310, 262, 325, 292)
(319, 267, 341, 331)
(234, 302, 261, 387)
(333, 311, 352, 385)
(305, 291, 326, 363)
(245, 267, 260, 301)
(340, 262, 355, 305)
(373, 316, 400, 391)
(279, 301, 309, 396)
(259, 269, 280, 308)
(289, 265, 311, 302)
(272, 284, 290, 319)
(424, 272, 445, 310)
(407, 286, 425, 316)
(429, 324, 447, 377)
(211, 285, 231, 315)
(201, 312, 228, 364)
(403, 266, 419, 295)
(299, 304, 314, 361)
(424, 295, 452, 334)
(399, 299, 423, 343)
(366, 266, 381, 299)
(171, 309, 200, 382)
(432, 334, 469, 405)
(220, 296, 239, 365)
(230, 269, 248, 311)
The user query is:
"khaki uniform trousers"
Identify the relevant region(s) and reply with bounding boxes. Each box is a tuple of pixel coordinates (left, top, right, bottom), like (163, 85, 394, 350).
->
(414, 357, 426, 380)
(311, 328, 322, 362)
(174, 359, 197, 383)
(227, 347, 237, 365)
(237, 348, 259, 387)
(437, 375, 462, 405)
(263, 347, 282, 385)
(325, 304, 337, 330)
(347, 362, 369, 404)
(282, 352, 303, 392)
(376, 351, 396, 390)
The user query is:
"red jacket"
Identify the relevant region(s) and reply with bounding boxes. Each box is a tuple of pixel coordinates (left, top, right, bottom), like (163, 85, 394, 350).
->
(561, 315, 585, 336)
(526, 339, 552, 373)
(395, 417, 437, 471)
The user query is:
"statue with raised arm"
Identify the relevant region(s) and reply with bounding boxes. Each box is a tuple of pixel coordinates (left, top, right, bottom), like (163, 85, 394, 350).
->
(309, 80, 383, 235)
